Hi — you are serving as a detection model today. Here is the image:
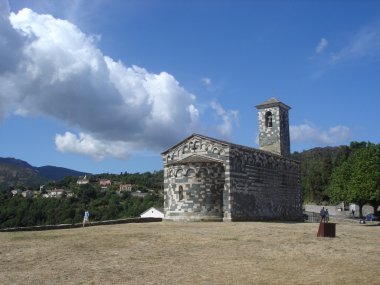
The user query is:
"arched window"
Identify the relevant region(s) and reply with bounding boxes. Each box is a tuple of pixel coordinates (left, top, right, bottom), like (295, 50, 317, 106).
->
(176, 169, 183, 177)
(178, 186, 184, 200)
(265, 111, 273, 128)
(186, 169, 195, 177)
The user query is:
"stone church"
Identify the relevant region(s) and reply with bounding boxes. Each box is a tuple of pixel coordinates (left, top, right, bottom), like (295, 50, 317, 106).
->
(161, 98, 303, 221)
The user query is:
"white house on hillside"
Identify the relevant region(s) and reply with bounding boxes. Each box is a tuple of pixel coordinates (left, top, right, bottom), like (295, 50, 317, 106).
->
(77, 175, 89, 185)
(120, 184, 133, 192)
(140, 207, 164, 219)
(21, 190, 33, 198)
(11, 189, 22, 197)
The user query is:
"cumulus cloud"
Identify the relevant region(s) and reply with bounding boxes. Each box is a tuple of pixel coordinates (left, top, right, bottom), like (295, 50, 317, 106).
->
(0, 5, 230, 160)
(210, 101, 239, 137)
(315, 37, 328, 54)
(0, 1, 24, 72)
(55, 132, 131, 161)
(290, 123, 352, 145)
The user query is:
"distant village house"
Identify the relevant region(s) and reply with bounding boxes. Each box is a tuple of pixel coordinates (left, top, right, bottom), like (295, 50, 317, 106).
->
(119, 184, 133, 192)
(77, 175, 89, 185)
(11, 189, 22, 197)
(21, 190, 33, 199)
(99, 179, 111, 191)
(99, 179, 111, 187)
(50, 189, 65, 198)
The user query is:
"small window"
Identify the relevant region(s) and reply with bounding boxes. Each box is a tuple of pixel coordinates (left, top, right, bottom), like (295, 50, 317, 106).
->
(179, 186, 184, 200)
(265, 111, 273, 128)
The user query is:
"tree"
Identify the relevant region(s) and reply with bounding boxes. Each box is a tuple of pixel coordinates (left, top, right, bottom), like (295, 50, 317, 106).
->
(328, 143, 380, 217)
(297, 149, 336, 203)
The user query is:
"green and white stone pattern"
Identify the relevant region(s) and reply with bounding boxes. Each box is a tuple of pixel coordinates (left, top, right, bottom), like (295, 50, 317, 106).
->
(162, 98, 302, 222)
(257, 105, 290, 157)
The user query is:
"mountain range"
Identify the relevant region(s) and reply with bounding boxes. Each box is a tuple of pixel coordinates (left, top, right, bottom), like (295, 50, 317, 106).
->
(0, 157, 90, 190)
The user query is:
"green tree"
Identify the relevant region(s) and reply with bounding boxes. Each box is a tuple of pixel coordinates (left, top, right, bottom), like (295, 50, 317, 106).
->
(0, 170, 164, 228)
(328, 143, 380, 217)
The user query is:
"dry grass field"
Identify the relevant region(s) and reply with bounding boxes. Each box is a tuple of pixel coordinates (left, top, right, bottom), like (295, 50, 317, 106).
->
(0, 220, 379, 285)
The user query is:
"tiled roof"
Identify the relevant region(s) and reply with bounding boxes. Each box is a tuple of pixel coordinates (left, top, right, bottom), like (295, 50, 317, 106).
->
(255, 97, 291, 110)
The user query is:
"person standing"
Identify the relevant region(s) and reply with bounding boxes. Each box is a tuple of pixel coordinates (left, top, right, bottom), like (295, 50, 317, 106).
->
(320, 207, 326, 223)
(325, 209, 329, 223)
(83, 210, 90, 227)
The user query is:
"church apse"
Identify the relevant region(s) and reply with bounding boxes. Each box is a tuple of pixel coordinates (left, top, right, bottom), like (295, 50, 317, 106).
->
(165, 160, 225, 221)
(162, 135, 230, 221)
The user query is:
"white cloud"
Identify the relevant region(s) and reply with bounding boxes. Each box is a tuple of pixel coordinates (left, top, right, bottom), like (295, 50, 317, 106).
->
(310, 22, 380, 79)
(201, 77, 212, 86)
(187, 104, 199, 124)
(55, 132, 130, 161)
(210, 101, 239, 137)
(0, 6, 217, 160)
(290, 123, 352, 145)
(315, 37, 328, 54)
(332, 22, 380, 62)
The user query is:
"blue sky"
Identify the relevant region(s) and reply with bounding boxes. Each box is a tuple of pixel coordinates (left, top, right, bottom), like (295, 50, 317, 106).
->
(0, 0, 379, 174)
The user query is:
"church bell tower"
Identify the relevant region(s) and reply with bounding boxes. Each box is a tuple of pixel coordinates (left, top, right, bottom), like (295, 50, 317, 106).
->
(255, 97, 291, 157)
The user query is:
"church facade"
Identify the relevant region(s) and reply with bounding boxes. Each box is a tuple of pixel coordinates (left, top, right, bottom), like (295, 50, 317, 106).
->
(161, 98, 303, 221)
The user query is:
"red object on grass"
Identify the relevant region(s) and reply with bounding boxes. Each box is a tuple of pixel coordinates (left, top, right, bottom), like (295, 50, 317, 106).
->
(317, 222, 336, 237)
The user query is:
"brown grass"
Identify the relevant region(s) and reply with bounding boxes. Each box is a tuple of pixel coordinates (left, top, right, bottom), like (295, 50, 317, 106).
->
(0, 220, 379, 285)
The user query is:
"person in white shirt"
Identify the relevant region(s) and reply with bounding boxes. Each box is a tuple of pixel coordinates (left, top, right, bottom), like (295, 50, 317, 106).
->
(83, 210, 90, 227)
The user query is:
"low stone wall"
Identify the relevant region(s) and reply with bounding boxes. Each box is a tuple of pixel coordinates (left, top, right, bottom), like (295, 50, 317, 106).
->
(304, 204, 377, 218)
(0, 217, 162, 232)
(304, 204, 343, 216)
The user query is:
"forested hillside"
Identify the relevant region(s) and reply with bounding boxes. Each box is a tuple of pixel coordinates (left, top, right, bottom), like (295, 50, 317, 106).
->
(292, 145, 350, 203)
(0, 157, 89, 191)
(0, 171, 164, 229)
(0, 159, 46, 191)
(293, 142, 379, 213)
(292, 142, 380, 203)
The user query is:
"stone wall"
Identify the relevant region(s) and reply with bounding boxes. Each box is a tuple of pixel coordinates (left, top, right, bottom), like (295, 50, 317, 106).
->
(0, 217, 162, 232)
(163, 135, 229, 164)
(228, 145, 303, 221)
(304, 204, 378, 218)
(163, 135, 229, 221)
(257, 105, 290, 157)
(162, 134, 303, 222)
(164, 161, 225, 221)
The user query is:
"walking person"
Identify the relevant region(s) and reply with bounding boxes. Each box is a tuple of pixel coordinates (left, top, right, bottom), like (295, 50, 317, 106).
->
(83, 210, 90, 227)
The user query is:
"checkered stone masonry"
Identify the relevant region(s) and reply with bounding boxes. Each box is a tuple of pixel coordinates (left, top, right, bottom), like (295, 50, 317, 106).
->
(163, 136, 230, 221)
(162, 98, 303, 222)
(256, 98, 291, 157)
(228, 145, 302, 221)
(165, 161, 226, 221)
